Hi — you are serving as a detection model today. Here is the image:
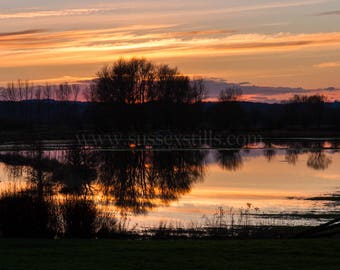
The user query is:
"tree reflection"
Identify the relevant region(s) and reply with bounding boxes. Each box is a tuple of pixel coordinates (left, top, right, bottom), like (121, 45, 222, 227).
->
(307, 150, 332, 170)
(285, 149, 300, 165)
(263, 142, 276, 162)
(216, 150, 243, 171)
(51, 145, 97, 195)
(0, 140, 336, 218)
(0, 145, 58, 199)
(94, 150, 206, 214)
(0, 145, 207, 215)
(283, 141, 333, 170)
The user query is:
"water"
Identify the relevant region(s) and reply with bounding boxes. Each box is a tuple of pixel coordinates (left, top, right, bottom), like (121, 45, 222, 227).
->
(0, 140, 339, 230)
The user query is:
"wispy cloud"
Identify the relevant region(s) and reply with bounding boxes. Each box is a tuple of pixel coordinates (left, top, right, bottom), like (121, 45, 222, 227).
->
(315, 10, 340, 16)
(0, 0, 329, 20)
(314, 61, 340, 68)
(0, 29, 44, 37)
(202, 0, 329, 15)
(260, 22, 291, 27)
(0, 26, 339, 68)
(0, 8, 115, 19)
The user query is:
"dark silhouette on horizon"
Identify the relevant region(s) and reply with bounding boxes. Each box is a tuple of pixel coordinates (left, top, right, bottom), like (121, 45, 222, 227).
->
(0, 58, 338, 139)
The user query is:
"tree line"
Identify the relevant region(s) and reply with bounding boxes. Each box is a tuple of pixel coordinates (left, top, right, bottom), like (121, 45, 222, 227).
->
(0, 57, 337, 134)
(0, 80, 81, 102)
(0, 58, 244, 104)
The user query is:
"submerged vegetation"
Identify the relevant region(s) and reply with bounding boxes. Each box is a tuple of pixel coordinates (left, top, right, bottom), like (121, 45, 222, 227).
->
(0, 191, 316, 239)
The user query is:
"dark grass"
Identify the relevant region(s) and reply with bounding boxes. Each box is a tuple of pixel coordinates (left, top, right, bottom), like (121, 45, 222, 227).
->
(1, 239, 340, 270)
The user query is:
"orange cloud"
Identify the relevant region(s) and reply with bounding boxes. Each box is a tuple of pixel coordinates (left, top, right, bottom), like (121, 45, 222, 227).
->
(1, 27, 339, 68)
(0, 8, 114, 19)
(314, 61, 340, 68)
(0, 0, 327, 20)
(0, 29, 45, 37)
(0, 24, 339, 90)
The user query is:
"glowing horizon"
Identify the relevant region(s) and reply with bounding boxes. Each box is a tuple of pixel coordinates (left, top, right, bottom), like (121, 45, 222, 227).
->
(0, 0, 339, 101)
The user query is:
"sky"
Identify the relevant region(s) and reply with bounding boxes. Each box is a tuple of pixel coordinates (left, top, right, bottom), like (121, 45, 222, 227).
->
(0, 0, 340, 100)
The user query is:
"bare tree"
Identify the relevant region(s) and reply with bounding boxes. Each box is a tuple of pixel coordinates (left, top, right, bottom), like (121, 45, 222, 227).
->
(1, 80, 34, 101)
(83, 84, 97, 102)
(35, 86, 42, 100)
(287, 94, 326, 104)
(135, 58, 155, 103)
(219, 85, 243, 102)
(2, 82, 17, 101)
(56, 83, 71, 101)
(71, 84, 81, 102)
(93, 58, 204, 105)
(16, 80, 24, 101)
(151, 64, 193, 104)
(191, 77, 207, 103)
(43, 83, 53, 100)
(24, 80, 34, 100)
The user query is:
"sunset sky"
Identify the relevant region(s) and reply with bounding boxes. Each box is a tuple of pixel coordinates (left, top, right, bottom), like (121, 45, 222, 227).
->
(1, 0, 340, 99)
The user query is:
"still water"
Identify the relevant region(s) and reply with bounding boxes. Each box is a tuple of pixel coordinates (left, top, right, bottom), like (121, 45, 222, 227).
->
(0, 140, 339, 228)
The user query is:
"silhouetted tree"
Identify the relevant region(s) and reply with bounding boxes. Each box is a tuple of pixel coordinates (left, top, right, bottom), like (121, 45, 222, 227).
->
(35, 85, 42, 100)
(71, 84, 81, 102)
(284, 94, 327, 128)
(92, 58, 205, 105)
(62, 197, 97, 238)
(56, 83, 71, 101)
(92, 58, 155, 104)
(191, 77, 207, 103)
(1, 80, 33, 101)
(43, 83, 53, 100)
(287, 94, 326, 104)
(150, 64, 192, 103)
(219, 85, 242, 102)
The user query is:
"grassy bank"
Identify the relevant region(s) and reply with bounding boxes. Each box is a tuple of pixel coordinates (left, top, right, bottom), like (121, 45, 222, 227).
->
(1, 239, 340, 270)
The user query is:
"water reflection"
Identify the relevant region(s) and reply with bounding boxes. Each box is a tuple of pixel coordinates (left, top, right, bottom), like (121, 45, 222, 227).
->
(52, 145, 97, 196)
(307, 150, 332, 170)
(94, 150, 206, 213)
(0, 140, 339, 236)
(0, 146, 207, 214)
(282, 141, 335, 170)
(216, 150, 243, 171)
(263, 142, 276, 162)
(0, 141, 338, 202)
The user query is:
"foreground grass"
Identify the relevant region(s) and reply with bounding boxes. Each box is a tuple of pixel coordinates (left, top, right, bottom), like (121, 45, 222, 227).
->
(1, 239, 340, 270)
